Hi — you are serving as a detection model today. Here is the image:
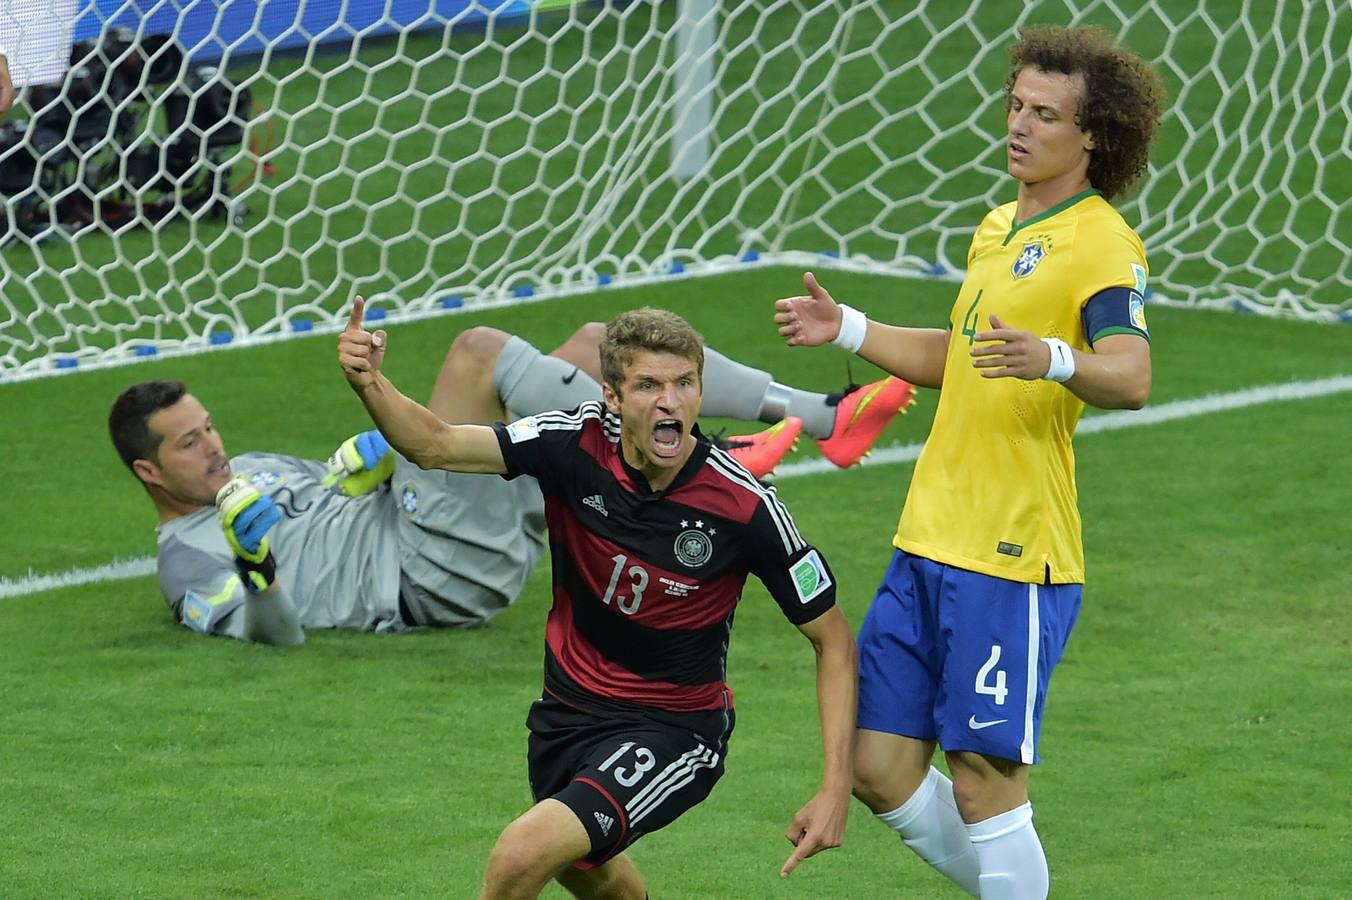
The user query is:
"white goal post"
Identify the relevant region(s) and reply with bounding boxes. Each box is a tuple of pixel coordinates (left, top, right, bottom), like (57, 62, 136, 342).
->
(0, 0, 1347, 381)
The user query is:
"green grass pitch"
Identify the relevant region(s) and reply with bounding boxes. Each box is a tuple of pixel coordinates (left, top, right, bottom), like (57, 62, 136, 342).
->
(2, 268, 1350, 897)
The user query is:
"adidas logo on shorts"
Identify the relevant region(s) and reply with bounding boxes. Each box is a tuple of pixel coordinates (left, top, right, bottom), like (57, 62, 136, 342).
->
(593, 811, 614, 836)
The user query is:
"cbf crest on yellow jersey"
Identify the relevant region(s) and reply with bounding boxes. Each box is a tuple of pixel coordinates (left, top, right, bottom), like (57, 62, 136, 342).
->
(895, 190, 1147, 583)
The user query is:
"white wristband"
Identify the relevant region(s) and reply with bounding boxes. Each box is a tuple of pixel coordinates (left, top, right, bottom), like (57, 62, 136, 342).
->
(831, 304, 868, 353)
(1041, 338, 1076, 383)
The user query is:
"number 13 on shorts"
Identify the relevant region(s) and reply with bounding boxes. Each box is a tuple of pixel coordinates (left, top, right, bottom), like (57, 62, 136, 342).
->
(598, 741, 656, 787)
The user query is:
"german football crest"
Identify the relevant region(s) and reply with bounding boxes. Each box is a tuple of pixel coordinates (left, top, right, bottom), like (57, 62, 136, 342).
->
(674, 524, 714, 568)
(1011, 240, 1048, 279)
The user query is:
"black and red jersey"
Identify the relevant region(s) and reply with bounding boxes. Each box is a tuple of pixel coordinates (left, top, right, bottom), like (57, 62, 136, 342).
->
(493, 401, 836, 715)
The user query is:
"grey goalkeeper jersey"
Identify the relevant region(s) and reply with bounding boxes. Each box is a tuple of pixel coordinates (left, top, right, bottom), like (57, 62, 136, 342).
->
(156, 452, 405, 639)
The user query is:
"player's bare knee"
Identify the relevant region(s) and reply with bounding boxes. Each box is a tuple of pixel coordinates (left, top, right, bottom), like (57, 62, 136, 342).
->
(448, 326, 511, 370)
(852, 756, 896, 812)
(853, 738, 930, 812)
(484, 826, 553, 890)
(571, 321, 605, 346)
(551, 321, 605, 381)
(948, 751, 1026, 820)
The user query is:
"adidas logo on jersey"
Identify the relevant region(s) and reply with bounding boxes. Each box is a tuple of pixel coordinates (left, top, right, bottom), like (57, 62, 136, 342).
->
(593, 811, 614, 836)
(583, 494, 609, 517)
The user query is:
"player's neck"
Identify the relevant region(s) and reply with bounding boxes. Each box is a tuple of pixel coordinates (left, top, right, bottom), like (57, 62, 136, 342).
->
(1015, 173, 1093, 224)
(152, 490, 209, 525)
(620, 436, 694, 493)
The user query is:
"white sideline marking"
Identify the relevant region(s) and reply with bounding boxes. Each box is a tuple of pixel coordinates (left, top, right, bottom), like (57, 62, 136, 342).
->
(1, 556, 157, 600)
(3, 375, 1349, 601)
(772, 373, 1352, 479)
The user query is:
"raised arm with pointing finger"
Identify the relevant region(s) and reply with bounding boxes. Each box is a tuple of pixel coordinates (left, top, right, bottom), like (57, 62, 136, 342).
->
(338, 295, 506, 474)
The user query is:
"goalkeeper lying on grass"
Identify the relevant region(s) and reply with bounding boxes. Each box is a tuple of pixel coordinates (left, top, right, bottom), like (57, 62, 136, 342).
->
(107, 322, 914, 644)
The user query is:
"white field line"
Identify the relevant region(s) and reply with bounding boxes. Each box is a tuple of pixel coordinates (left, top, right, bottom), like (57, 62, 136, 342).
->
(1, 556, 158, 600)
(3, 374, 1349, 601)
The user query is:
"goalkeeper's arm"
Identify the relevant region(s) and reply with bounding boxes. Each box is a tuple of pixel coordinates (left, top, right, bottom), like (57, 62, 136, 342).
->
(216, 477, 304, 646)
(238, 581, 305, 646)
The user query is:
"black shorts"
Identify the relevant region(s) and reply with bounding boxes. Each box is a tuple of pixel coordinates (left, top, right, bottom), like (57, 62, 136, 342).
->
(526, 693, 734, 867)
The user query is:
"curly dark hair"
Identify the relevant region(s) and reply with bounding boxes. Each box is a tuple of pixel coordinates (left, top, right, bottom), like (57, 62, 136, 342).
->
(1004, 24, 1166, 201)
(599, 308, 704, 394)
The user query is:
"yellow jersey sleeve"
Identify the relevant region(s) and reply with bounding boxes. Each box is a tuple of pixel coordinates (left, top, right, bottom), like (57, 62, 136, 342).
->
(895, 191, 1146, 584)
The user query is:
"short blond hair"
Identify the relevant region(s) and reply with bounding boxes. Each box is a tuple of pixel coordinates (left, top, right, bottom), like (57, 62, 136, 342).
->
(599, 308, 704, 393)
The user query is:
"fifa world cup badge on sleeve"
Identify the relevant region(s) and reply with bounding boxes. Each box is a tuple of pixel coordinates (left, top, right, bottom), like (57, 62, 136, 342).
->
(1129, 292, 1148, 332)
(789, 550, 832, 604)
(182, 591, 214, 633)
(506, 416, 540, 444)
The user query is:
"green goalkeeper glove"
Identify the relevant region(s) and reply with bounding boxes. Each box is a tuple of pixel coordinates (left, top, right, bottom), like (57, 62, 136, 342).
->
(322, 430, 396, 496)
(216, 477, 280, 592)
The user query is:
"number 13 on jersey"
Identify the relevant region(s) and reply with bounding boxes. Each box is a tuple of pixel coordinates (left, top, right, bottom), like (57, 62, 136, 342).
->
(602, 553, 648, 615)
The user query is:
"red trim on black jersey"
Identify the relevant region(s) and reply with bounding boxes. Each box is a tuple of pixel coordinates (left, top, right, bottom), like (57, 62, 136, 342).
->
(546, 583, 734, 712)
(551, 502, 742, 631)
(495, 401, 831, 715)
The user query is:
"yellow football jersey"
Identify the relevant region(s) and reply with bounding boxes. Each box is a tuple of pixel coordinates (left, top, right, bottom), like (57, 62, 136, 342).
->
(895, 189, 1147, 583)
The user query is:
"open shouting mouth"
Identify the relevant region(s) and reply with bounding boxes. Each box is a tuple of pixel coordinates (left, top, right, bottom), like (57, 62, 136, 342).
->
(651, 418, 684, 459)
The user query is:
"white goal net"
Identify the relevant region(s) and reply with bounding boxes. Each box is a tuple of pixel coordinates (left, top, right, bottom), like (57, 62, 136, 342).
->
(1, 0, 1347, 381)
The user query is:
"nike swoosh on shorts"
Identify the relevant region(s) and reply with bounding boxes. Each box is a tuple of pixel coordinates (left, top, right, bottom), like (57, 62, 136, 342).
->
(968, 716, 1008, 730)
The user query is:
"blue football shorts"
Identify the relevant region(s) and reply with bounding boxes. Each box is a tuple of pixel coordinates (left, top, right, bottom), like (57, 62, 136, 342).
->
(857, 549, 1082, 764)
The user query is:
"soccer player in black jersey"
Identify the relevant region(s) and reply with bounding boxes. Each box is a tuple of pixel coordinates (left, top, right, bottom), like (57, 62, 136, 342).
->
(339, 299, 856, 899)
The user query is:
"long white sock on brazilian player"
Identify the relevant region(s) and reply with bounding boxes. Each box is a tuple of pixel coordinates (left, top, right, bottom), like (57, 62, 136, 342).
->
(965, 802, 1049, 900)
(699, 348, 836, 438)
(874, 767, 981, 897)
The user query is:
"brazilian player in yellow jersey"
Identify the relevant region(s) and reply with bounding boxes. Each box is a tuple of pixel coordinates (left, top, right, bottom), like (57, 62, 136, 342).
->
(774, 25, 1165, 900)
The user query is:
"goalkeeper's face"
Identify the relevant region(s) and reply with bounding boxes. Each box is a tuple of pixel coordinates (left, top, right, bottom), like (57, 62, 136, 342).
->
(139, 394, 233, 507)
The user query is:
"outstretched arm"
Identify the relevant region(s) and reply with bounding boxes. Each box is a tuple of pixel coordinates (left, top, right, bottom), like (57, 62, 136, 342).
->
(774, 272, 950, 389)
(337, 296, 507, 473)
(780, 605, 857, 879)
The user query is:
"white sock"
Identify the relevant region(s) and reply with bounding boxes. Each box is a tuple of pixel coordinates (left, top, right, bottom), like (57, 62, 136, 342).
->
(965, 803, 1048, 900)
(875, 767, 980, 896)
